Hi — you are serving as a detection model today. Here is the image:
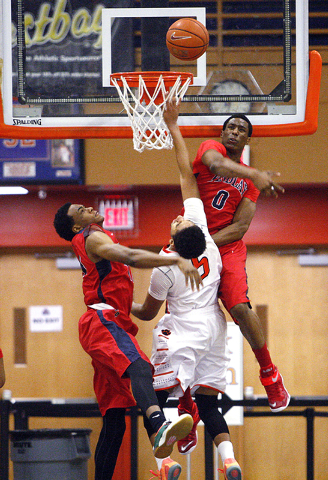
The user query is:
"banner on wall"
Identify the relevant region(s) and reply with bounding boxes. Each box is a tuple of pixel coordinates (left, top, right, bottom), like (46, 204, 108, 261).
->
(0, 138, 83, 184)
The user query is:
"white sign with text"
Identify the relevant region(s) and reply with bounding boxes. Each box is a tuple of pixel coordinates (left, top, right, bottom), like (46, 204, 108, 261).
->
(29, 305, 63, 332)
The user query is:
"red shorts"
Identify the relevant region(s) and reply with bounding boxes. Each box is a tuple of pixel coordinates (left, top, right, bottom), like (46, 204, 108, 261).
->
(218, 240, 250, 321)
(79, 308, 151, 416)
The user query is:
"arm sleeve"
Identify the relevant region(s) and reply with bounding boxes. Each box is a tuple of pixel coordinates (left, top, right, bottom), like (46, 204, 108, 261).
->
(193, 140, 226, 175)
(244, 180, 260, 202)
(183, 197, 212, 241)
(148, 266, 175, 301)
(197, 139, 226, 158)
(183, 197, 207, 229)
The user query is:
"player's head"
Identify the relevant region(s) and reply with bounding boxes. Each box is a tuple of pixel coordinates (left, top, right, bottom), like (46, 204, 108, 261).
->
(54, 203, 103, 241)
(223, 114, 253, 137)
(170, 216, 206, 259)
(221, 114, 252, 154)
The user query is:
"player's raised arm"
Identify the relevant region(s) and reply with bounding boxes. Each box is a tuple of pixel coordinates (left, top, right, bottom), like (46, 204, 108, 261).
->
(164, 100, 200, 201)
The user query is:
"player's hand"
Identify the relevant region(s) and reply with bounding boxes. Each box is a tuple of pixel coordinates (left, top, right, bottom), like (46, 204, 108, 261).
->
(163, 98, 180, 128)
(251, 170, 285, 197)
(176, 257, 203, 290)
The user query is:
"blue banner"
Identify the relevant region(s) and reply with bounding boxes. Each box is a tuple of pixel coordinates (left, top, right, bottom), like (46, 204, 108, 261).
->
(0, 139, 83, 184)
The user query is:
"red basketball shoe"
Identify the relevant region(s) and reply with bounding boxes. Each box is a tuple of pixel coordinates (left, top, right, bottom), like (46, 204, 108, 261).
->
(177, 402, 200, 455)
(260, 365, 290, 412)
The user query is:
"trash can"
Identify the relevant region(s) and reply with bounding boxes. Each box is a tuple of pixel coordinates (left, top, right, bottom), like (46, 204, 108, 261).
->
(10, 429, 92, 480)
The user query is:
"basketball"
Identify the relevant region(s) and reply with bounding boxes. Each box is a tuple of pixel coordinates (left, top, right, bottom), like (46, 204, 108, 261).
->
(166, 18, 209, 61)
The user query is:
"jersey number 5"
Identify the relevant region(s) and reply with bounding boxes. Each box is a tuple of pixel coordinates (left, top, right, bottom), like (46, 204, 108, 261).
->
(192, 256, 210, 280)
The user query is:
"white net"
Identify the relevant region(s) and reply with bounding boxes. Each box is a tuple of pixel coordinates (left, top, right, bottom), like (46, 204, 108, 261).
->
(110, 73, 192, 153)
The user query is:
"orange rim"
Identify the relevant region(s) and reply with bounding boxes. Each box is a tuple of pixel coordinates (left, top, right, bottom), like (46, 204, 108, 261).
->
(110, 71, 193, 88)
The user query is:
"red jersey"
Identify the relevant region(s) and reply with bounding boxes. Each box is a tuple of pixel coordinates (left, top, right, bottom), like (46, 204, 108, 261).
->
(193, 139, 260, 237)
(72, 224, 137, 336)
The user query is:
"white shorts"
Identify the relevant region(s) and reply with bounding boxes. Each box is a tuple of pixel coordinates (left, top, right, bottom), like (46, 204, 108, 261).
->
(151, 303, 229, 397)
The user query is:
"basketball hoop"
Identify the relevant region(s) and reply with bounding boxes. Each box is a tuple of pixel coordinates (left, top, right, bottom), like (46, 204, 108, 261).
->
(110, 71, 193, 152)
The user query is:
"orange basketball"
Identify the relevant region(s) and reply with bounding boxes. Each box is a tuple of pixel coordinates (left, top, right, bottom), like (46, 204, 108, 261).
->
(166, 18, 209, 61)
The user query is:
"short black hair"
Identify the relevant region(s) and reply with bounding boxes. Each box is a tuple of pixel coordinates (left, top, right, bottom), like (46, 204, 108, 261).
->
(223, 114, 253, 137)
(53, 202, 75, 241)
(172, 225, 206, 259)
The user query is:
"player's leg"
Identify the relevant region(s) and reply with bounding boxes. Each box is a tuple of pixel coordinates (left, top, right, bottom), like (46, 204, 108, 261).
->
(230, 303, 289, 410)
(178, 303, 227, 456)
(125, 358, 193, 458)
(195, 389, 242, 480)
(143, 390, 182, 480)
(80, 310, 192, 460)
(230, 302, 265, 348)
(147, 312, 204, 458)
(220, 245, 290, 412)
(95, 408, 126, 480)
(177, 387, 200, 455)
(219, 244, 265, 349)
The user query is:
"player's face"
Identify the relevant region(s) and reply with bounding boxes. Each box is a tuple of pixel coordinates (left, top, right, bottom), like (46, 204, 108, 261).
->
(170, 215, 194, 236)
(221, 118, 250, 153)
(68, 204, 104, 231)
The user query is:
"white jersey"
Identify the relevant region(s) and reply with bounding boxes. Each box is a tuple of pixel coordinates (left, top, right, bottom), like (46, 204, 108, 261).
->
(148, 197, 222, 315)
(149, 198, 229, 396)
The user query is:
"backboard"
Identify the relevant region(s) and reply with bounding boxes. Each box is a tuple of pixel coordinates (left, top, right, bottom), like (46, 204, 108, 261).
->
(0, 0, 322, 140)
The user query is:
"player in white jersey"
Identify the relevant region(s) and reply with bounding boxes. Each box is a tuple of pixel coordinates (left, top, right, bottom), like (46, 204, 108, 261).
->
(132, 100, 242, 480)
(148, 197, 228, 396)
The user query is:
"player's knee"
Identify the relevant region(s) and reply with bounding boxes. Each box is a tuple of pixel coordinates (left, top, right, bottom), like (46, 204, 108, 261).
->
(126, 357, 152, 382)
(195, 392, 219, 419)
(195, 393, 229, 439)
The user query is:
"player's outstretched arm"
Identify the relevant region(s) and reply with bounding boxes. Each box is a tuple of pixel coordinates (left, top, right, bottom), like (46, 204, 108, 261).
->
(164, 99, 200, 201)
(86, 231, 202, 290)
(202, 150, 284, 197)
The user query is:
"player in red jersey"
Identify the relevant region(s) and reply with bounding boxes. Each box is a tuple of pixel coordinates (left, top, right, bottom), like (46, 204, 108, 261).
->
(53, 204, 203, 480)
(175, 115, 290, 457)
(0, 348, 5, 387)
(180, 115, 289, 417)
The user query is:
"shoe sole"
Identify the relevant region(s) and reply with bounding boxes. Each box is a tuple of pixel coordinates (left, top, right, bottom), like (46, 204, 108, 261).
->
(178, 431, 198, 455)
(154, 414, 193, 459)
(166, 463, 182, 480)
(225, 465, 242, 480)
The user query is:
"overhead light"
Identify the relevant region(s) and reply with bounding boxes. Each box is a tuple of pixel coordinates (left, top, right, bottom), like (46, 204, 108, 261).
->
(277, 248, 316, 256)
(298, 254, 328, 267)
(56, 257, 80, 270)
(0, 186, 28, 195)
